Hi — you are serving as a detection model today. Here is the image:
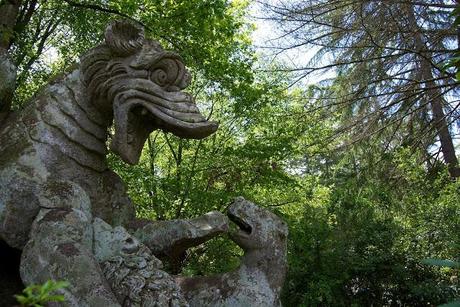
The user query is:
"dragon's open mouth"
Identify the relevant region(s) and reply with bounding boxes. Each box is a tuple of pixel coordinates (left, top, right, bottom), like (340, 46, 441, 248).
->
(228, 211, 252, 235)
(111, 92, 218, 165)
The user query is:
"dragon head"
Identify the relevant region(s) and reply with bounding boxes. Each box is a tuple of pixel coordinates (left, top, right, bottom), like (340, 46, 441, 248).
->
(80, 20, 218, 164)
(227, 197, 288, 251)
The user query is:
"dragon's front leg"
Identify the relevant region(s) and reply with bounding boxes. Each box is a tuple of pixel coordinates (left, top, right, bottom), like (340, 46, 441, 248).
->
(20, 180, 121, 306)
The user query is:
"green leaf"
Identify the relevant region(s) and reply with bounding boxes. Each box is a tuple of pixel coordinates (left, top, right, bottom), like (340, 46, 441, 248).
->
(15, 280, 69, 306)
(439, 300, 460, 307)
(14, 295, 28, 304)
(421, 258, 460, 269)
(46, 295, 66, 302)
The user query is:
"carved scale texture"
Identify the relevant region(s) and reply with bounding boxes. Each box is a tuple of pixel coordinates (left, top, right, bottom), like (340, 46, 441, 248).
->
(93, 218, 189, 306)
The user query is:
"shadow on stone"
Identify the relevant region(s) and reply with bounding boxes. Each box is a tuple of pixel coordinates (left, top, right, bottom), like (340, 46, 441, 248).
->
(0, 240, 23, 306)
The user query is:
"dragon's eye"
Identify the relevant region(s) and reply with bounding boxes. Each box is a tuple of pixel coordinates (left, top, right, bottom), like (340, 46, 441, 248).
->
(150, 69, 168, 86)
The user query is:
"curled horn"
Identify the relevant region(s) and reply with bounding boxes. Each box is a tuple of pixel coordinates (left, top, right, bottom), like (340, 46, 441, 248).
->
(105, 20, 144, 56)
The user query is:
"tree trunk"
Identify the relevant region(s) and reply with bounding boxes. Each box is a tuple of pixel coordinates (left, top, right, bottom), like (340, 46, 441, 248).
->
(407, 3, 460, 178)
(0, 0, 21, 51)
(425, 72, 460, 178)
(0, 0, 21, 124)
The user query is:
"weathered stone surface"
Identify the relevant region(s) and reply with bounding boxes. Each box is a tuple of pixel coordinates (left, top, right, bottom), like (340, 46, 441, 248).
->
(133, 211, 229, 269)
(0, 19, 288, 307)
(20, 183, 120, 306)
(94, 218, 188, 306)
(176, 197, 288, 307)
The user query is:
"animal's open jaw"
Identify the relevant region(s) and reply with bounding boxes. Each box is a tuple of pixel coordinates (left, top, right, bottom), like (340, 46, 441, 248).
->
(110, 91, 218, 165)
(228, 210, 253, 237)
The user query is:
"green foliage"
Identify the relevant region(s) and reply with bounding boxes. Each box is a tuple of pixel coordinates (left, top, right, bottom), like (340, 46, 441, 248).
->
(15, 280, 69, 307)
(423, 258, 460, 307)
(280, 145, 460, 306)
(423, 259, 460, 269)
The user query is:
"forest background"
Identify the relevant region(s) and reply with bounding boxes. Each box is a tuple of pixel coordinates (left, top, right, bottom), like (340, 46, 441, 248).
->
(0, 0, 459, 306)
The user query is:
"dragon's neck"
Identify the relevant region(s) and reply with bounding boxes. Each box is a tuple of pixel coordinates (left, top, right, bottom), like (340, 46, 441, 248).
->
(240, 245, 287, 294)
(29, 68, 112, 172)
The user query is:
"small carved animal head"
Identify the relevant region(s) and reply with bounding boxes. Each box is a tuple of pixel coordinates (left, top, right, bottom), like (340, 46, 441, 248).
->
(81, 20, 218, 164)
(227, 197, 288, 251)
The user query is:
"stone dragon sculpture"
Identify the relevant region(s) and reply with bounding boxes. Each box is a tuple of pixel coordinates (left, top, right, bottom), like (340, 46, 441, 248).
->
(0, 20, 287, 306)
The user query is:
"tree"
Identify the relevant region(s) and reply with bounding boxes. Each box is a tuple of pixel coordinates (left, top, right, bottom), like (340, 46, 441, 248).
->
(258, 0, 460, 177)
